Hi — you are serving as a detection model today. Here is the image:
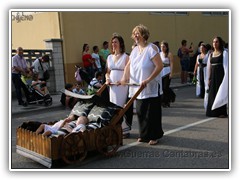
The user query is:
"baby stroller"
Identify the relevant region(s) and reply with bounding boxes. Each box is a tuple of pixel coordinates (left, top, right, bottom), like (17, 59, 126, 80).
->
(26, 83, 52, 106)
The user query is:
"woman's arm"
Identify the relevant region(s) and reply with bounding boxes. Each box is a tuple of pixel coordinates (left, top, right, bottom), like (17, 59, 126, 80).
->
(105, 60, 111, 85)
(120, 59, 130, 85)
(193, 55, 199, 76)
(168, 52, 174, 79)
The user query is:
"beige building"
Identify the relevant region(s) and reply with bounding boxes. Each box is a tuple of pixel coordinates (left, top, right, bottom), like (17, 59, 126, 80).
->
(11, 11, 229, 88)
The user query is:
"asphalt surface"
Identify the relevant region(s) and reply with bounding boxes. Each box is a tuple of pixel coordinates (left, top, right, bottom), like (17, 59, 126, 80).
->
(10, 79, 229, 170)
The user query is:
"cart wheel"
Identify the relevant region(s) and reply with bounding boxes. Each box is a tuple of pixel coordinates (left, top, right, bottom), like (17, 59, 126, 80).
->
(96, 126, 120, 156)
(61, 132, 87, 164)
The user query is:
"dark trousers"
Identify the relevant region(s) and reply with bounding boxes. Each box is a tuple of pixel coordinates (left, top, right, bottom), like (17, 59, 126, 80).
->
(12, 73, 30, 104)
(136, 96, 164, 141)
(162, 75, 171, 105)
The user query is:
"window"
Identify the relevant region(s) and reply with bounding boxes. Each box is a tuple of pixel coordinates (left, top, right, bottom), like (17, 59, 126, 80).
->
(150, 12, 188, 16)
(202, 12, 229, 16)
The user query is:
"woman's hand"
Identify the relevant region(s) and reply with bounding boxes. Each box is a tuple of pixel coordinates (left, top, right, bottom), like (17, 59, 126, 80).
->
(141, 79, 149, 88)
(105, 78, 111, 85)
(115, 81, 121, 86)
(120, 77, 129, 86)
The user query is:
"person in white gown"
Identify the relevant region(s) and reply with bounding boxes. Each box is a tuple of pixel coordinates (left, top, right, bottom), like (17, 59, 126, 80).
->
(105, 33, 130, 138)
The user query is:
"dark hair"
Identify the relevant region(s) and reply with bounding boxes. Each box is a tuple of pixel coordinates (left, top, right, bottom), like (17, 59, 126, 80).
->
(198, 41, 204, 47)
(65, 83, 73, 90)
(93, 45, 98, 52)
(42, 55, 50, 62)
(213, 36, 225, 52)
(95, 71, 102, 78)
(110, 34, 125, 54)
(82, 44, 88, 52)
(153, 41, 160, 50)
(160, 41, 169, 57)
(103, 41, 108, 46)
(181, 40, 187, 46)
(206, 44, 212, 52)
(32, 73, 39, 81)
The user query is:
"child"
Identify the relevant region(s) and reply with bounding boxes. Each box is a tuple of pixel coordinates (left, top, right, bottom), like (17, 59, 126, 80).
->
(72, 82, 86, 95)
(64, 116, 89, 133)
(32, 73, 49, 95)
(60, 83, 78, 109)
(35, 113, 89, 136)
(87, 71, 103, 95)
(21, 70, 33, 85)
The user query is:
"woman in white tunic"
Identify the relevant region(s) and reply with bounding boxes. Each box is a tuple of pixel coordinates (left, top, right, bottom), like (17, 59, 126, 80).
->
(160, 41, 174, 107)
(105, 34, 130, 137)
(121, 24, 164, 145)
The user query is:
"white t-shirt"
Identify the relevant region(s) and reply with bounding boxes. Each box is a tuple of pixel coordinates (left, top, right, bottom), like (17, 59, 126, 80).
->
(91, 53, 101, 69)
(32, 59, 49, 79)
(129, 43, 159, 99)
(160, 52, 171, 77)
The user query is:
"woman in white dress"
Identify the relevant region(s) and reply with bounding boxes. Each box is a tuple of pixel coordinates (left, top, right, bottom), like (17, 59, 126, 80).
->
(105, 33, 130, 138)
(160, 41, 174, 107)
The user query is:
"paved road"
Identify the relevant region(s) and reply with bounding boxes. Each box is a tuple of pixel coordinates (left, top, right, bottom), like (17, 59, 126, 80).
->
(10, 86, 229, 170)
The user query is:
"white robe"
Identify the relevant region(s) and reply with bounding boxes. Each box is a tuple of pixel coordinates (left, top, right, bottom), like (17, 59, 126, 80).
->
(204, 50, 228, 110)
(196, 54, 209, 97)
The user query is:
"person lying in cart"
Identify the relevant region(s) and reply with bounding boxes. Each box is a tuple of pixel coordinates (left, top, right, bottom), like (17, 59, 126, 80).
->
(35, 101, 94, 136)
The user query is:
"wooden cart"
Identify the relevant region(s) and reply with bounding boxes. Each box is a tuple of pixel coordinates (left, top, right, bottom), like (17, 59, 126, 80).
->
(16, 84, 143, 168)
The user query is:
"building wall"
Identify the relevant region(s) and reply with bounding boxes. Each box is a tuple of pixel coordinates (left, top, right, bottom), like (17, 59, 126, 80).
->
(11, 11, 229, 85)
(11, 12, 61, 49)
(60, 11, 229, 84)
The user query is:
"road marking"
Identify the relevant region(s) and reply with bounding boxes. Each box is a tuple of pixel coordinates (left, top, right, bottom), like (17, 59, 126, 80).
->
(118, 117, 216, 152)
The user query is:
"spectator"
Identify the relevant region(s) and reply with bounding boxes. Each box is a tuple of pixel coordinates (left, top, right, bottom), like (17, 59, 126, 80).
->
(12, 47, 30, 106)
(91, 45, 102, 72)
(31, 73, 49, 95)
(60, 83, 77, 109)
(21, 70, 33, 86)
(82, 44, 94, 79)
(178, 40, 194, 84)
(72, 82, 86, 95)
(99, 41, 110, 72)
(88, 71, 103, 93)
(121, 24, 164, 145)
(32, 54, 50, 82)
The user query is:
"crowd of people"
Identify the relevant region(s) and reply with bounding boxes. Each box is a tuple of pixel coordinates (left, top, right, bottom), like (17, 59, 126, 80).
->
(12, 24, 229, 145)
(12, 47, 50, 106)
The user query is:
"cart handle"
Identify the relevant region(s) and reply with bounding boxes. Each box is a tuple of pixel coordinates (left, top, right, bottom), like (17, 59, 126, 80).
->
(111, 84, 145, 125)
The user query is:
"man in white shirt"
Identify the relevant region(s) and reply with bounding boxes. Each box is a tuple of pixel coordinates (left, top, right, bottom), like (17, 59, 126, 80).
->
(32, 55, 49, 81)
(12, 47, 30, 106)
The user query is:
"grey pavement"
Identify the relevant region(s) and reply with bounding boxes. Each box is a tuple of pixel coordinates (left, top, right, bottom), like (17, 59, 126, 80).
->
(11, 77, 192, 115)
